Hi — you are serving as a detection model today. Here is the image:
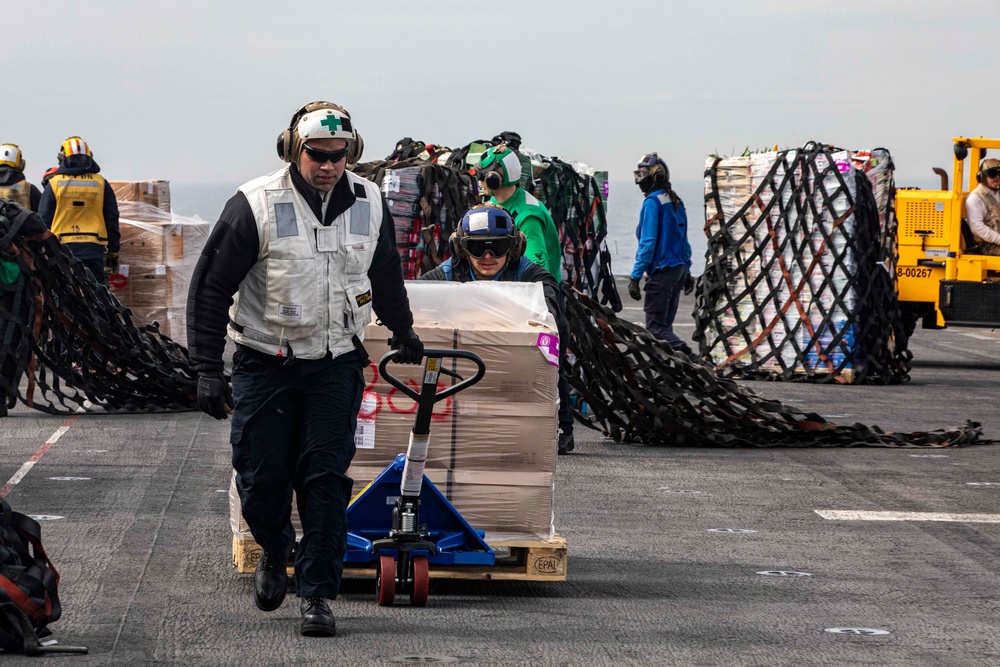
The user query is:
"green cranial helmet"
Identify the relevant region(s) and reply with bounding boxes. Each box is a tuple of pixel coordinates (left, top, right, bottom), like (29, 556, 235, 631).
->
(478, 143, 522, 188)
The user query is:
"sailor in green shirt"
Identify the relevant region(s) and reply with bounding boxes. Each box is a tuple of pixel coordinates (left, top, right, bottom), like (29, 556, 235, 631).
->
(478, 144, 562, 281)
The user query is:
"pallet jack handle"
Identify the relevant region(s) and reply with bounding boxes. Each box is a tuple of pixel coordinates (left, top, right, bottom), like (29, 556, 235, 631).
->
(378, 348, 486, 403)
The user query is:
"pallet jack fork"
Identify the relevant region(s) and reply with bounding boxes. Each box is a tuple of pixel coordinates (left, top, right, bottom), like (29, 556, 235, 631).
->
(345, 349, 494, 607)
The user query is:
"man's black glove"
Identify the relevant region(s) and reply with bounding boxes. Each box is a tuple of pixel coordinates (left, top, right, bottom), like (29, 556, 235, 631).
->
(683, 272, 695, 296)
(390, 327, 424, 365)
(197, 371, 233, 420)
(105, 251, 119, 274)
(627, 277, 642, 301)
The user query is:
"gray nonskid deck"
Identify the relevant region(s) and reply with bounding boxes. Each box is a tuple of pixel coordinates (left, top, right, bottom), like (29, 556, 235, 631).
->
(2, 291, 999, 666)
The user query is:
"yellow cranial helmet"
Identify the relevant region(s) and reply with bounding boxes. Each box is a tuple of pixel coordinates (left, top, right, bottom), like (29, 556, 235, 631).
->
(58, 136, 92, 163)
(0, 144, 25, 170)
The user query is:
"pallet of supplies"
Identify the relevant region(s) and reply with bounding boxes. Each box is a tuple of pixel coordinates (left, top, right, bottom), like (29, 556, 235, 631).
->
(694, 142, 910, 384)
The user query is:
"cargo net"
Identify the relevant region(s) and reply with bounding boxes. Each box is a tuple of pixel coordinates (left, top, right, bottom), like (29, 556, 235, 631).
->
(351, 133, 622, 311)
(352, 147, 479, 280)
(0, 202, 198, 414)
(693, 142, 909, 384)
(564, 286, 985, 447)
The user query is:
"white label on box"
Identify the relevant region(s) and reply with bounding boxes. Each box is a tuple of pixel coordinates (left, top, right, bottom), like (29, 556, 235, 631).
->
(119, 265, 130, 277)
(354, 419, 375, 449)
(166, 307, 173, 320)
(155, 264, 167, 276)
(355, 390, 378, 449)
(383, 172, 400, 193)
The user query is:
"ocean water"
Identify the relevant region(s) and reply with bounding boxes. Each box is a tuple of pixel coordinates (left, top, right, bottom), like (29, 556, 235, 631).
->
(169, 178, 709, 277)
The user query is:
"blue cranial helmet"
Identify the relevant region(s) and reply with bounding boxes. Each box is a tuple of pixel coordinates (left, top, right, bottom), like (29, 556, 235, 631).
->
(450, 204, 525, 261)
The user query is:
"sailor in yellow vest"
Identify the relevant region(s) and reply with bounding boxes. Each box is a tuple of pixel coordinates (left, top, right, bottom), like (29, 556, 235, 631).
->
(0, 145, 43, 417)
(966, 158, 1000, 256)
(38, 137, 121, 284)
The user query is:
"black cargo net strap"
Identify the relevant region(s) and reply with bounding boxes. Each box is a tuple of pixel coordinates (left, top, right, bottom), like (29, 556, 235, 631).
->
(352, 156, 478, 277)
(0, 204, 199, 414)
(693, 143, 910, 384)
(534, 156, 622, 313)
(563, 285, 985, 447)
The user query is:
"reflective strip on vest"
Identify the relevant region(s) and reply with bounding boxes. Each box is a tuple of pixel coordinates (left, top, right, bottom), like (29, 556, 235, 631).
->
(50, 174, 108, 245)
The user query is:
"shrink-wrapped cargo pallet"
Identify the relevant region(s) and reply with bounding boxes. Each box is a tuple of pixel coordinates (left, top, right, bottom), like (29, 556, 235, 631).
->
(108, 181, 209, 346)
(230, 282, 560, 544)
(694, 142, 910, 383)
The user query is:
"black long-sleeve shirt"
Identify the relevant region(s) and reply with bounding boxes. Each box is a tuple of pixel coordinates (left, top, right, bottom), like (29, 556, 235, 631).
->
(186, 165, 413, 373)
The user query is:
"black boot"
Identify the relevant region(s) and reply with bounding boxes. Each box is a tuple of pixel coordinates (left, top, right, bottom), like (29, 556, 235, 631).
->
(558, 430, 575, 455)
(253, 550, 288, 612)
(300, 597, 336, 637)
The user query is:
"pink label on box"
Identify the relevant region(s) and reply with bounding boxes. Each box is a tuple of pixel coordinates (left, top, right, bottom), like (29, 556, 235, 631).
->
(536, 333, 560, 366)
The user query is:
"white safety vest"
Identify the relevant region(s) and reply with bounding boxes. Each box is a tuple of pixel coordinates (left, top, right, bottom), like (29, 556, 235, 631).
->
(228, 167, 382, 359)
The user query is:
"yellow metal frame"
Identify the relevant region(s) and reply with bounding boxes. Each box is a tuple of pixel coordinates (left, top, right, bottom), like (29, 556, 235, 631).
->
(895, 137, 1000, 326)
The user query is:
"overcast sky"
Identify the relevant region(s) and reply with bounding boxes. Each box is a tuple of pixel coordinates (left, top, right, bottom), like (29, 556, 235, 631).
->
(4, 1, 995, 191)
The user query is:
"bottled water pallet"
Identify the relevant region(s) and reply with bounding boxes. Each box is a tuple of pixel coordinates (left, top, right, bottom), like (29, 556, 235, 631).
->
(232, 534, 568, 581)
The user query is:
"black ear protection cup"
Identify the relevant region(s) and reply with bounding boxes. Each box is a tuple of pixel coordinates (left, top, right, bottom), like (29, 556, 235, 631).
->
(449, 232, 464, 260)
(484, 169, 502, 190)
(511, 229, 526, 261)
(652, 163, 667, 186)
(277, 103, 311, 162)
(348, 131, 364, 164)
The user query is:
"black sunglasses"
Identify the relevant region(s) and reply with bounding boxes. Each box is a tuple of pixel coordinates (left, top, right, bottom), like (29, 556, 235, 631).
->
(303, 144, 349, 164)
(985, 167, 1000, 179)
(463, 236, 513, 259)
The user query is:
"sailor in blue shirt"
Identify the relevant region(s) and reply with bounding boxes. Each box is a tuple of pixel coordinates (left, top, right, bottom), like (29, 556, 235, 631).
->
(628, 153, 700, 363)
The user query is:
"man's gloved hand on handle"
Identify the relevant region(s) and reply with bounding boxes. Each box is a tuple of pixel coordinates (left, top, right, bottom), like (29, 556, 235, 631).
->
(390, 327, 424, 364)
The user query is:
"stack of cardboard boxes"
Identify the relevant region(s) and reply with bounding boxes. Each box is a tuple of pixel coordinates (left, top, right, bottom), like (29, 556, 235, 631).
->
(108, 180, 188, 344)
(230, 281, 559, 544)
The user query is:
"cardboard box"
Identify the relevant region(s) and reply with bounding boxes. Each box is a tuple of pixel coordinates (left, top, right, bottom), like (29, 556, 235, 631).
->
(110, 180, 172, 216)
(110, 263, 173, 309)
(111, 180, 182, 263)
(231, 466, 554, 541)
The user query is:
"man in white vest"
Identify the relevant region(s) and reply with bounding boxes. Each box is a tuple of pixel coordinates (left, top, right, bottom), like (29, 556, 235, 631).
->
(186, 101, 423, 637)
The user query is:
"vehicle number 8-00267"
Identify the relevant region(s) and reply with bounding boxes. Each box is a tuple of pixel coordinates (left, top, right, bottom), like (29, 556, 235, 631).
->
(897, 267, 933, 278)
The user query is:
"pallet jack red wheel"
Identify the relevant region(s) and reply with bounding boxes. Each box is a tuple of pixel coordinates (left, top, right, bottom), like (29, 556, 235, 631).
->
(410, 555, 429, 607)
(377, 554, 396, 607)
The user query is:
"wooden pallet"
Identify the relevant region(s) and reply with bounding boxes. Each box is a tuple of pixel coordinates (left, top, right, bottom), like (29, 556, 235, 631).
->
(232, 534, 567, 581)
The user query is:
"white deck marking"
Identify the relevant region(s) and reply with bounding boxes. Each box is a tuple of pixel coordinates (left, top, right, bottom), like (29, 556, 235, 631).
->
(1, 417, 79, 497)
(816, 510, 1000, 523)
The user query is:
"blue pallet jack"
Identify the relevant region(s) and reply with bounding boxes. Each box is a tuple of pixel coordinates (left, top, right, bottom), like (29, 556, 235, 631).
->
(345, 348, 495, 606)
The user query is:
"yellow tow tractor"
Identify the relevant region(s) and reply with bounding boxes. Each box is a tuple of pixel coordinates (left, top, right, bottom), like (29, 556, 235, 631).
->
(896, 136, 1000, 333)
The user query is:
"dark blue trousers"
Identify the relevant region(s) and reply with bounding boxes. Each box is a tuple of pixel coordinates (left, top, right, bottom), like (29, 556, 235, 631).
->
(230, 344, 364, 599)
(643, 264, 692, 355)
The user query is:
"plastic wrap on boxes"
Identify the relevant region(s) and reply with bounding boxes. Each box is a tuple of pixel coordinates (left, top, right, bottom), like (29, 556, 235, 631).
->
(108, 181, 209, 346)
(230, 281, 558, 542)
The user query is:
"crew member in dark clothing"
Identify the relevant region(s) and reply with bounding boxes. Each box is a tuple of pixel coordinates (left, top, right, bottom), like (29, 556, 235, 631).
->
(0, 146, 43, 417)
(629, 152, 701, 364)
(0, 144, 42, 211)
(420, 204, 577, 454)
(0, 200, 48, 418)
(38, 137, 120, 285)
(186, 101, 422, 638)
